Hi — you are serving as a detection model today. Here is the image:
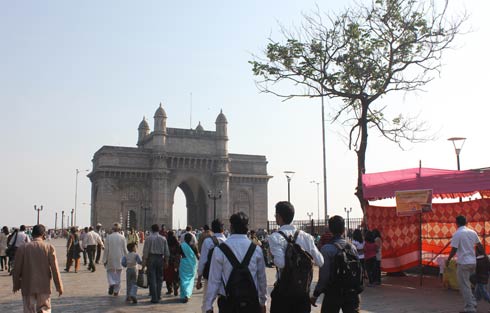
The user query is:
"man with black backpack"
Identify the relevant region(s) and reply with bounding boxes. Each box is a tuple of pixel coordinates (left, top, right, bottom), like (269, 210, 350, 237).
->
(197, 219, 227, 313)
(204, 212, 267, 313)
(311, 215, 362, 313)
(269, 201, 324, 313)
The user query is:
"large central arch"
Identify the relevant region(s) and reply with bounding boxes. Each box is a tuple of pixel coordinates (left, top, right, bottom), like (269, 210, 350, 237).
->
(171, 176, 210, 228)
(89, 103, 271, 231)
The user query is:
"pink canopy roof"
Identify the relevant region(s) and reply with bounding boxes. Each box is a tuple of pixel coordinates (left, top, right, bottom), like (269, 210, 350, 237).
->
(362, 167, 490, 200)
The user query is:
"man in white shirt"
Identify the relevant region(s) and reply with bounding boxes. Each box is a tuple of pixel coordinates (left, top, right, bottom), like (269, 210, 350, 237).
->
(204, 212, 267, 313)
(268, 201, 324, 313)
(180, 225, 197, 246)
(83, 226, 104, 272)
(197, 219, 227, 313)
(10, 225, 31, 248)
(8, 225, 31, 274)
(446, 215, 483, 313)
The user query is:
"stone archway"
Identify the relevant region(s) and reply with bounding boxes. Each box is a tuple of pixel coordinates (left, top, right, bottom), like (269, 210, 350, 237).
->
(89, 103, 271, 231)
(170, 176, 210, 229)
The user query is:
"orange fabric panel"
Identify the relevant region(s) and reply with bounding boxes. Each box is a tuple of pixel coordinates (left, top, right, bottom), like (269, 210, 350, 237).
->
(367, 199, 490, 272)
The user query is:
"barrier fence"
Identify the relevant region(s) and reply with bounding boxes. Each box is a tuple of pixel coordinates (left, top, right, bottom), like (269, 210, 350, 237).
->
(267, 217, 364, 235)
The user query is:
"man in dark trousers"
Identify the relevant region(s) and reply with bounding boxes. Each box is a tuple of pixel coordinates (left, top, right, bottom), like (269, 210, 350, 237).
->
(311, 215, 360, 313)
(269, 201, 324, 313)
(203, 212, 267, 313)
(142, 224, 170, 304)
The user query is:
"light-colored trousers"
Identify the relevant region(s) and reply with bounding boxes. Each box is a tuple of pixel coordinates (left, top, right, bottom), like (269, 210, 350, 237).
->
(22, 293, 51, 313)
(457, 263, 477, 312)
(107, 269, 123, 293)
(201, 280, 208, 313)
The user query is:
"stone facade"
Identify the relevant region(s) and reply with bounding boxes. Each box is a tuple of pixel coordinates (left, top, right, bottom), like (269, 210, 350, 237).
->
(88, 104, 271, 230)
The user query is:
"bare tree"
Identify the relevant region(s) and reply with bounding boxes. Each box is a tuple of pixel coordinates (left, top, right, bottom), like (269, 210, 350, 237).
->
(250, 0, 466, 212)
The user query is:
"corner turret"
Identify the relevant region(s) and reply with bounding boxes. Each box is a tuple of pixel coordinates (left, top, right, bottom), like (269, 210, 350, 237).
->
(215, 109, 228, 156)
(153, 102, 167, 148)
(137, 116, 150, 147)
(154, 102, 167, 132)
(196, 121, 204, 132)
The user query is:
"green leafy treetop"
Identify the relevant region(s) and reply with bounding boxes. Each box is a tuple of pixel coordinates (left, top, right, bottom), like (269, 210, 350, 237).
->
(250, 0, 466, 213)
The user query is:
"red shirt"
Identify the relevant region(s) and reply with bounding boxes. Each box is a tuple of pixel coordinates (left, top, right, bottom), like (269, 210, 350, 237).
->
(364, 241, 377, 259)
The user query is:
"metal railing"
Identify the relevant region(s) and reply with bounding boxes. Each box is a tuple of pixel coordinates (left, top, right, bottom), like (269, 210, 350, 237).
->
(267, 217, 364, 235)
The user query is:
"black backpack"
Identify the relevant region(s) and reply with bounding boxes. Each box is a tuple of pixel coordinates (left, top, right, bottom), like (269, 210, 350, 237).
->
(219, 242, 261, 313)
(277, 230, 313, 295)
(202, 236, 219, 280)
(328, 242, 364, 294)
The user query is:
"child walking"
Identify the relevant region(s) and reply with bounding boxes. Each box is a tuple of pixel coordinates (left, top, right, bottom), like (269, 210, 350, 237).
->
(474, 245, 490, 303)
(122, 243, 142, 304)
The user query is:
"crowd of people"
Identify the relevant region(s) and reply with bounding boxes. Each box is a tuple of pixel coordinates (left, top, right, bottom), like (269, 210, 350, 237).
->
(3, 201, 371, 313)
(4, 206, 490, 313)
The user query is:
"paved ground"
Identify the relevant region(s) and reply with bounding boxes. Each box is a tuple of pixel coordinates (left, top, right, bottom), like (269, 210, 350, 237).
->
(1, 238, 490, 312)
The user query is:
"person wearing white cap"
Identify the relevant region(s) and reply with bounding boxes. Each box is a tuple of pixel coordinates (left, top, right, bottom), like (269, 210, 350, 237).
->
(103, 223, 128, 296)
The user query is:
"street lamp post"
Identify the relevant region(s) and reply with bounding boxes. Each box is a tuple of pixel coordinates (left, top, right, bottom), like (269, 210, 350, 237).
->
(284, 171, 295, 202)
(34, 205, 43, 224)
(320, 86, 329, 221)
(448, 137, 466, 202)
(55, 212, 58, 233)
(344, 207, 352, 235)
(307, 212, 314, 234)
(310, 180, 321, 221)
(70, 209, 74, 227)
(74, 169, 89, 227)
(208, 190, 223, 220)
(141, 204, 151, 231)
(61, 210, 65, 235)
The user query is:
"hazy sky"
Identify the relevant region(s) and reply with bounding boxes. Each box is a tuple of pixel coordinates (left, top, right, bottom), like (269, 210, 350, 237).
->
(1, 0, 489, 229)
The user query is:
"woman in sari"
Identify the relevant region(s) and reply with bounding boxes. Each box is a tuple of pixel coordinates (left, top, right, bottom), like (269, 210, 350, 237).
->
(164, 230, 181, 296)
(179, 232, 199, 303)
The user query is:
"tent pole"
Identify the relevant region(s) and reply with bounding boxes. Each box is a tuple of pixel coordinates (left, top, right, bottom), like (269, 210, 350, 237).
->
(420, 212, 423, 286)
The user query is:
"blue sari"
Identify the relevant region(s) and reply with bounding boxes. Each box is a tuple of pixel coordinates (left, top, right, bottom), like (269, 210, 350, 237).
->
(179, 242, 197, 299)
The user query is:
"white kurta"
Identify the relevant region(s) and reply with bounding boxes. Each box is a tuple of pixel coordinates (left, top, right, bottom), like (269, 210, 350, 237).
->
(103, 232, 128, 271)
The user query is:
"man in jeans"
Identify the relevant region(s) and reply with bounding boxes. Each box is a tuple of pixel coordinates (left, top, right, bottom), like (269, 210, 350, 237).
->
(446, 215, 483, 313)
(142, 224, 169, 304)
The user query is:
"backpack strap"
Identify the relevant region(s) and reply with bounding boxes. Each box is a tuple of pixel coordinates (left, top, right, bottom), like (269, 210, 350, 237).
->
(278, 230, 301, 243)
(219, 242, 256, 268)
(9, 231, 18, 247)
(211, 236, 219, 246)
(242, 242, 257, 267)
(219, 243, 240, 268)
(292, 230, 300, 243)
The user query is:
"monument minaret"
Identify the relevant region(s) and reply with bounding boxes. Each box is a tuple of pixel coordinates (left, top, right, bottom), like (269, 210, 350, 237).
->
(215, 109, 228, 156)
(153, 102, 167, 148)
(137, 116, 150, 147)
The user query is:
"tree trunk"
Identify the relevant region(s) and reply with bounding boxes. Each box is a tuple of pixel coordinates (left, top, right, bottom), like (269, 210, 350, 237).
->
(355, 99, 370, 225)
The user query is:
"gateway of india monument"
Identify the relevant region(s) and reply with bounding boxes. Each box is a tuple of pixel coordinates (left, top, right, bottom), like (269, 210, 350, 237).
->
(88, 103, 271, 230)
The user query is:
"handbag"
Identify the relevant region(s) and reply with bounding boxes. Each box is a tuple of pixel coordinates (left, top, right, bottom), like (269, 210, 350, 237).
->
(137, 269, 148, 288)
(6, 245, 17, 258)
(6, 231, 18, 258)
